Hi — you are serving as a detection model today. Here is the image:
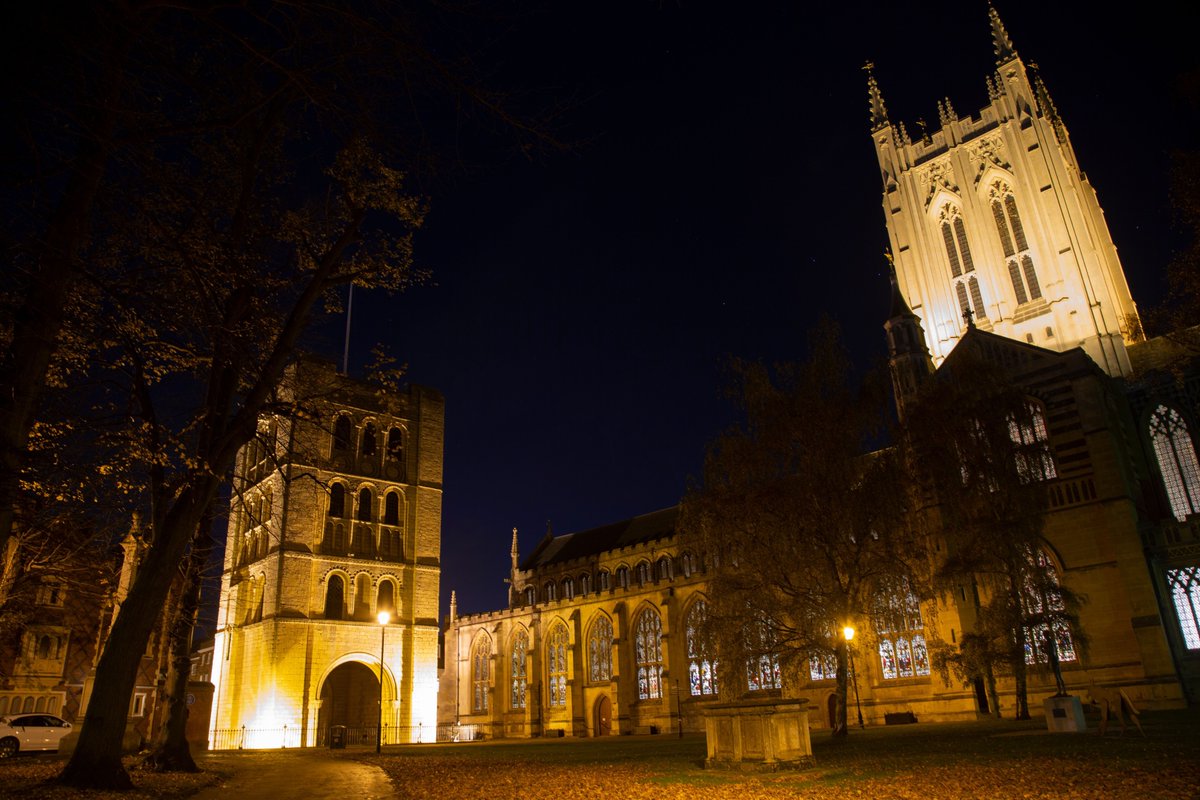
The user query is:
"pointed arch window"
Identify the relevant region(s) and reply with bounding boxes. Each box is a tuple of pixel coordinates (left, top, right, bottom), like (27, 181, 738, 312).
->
(588, 615, 613, 682)
(634, 608, 663, 700)
(990, 182, 1042, 305)
(472, 637, 491, 713)
(562, 577, 574, 600)
(745, 619, 782, 691)
(1010, 402, 1056, 482)
(548, 623, 569, 707)
(1167, 567, 1200, 650)
(510, 631, 528, 709)
(657, 556, 673, 581)
(616, 566, 630, 590)
(1022, 549, 1077, 665)
(597, 570, 611, 591)
(872, 578, 930, 680)
(579, 573, 591, 596)
(324, 575, 344, 620)
(544, 581, 556, 602)
(941, 204, 986, 323)
(1149, 406, 1200, 521)
(636, 561, 651, 586)
(686, 601, 717, 697)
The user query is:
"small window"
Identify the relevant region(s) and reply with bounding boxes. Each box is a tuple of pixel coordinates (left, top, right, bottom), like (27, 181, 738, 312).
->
(657, 556, 673, 582)
(131, 693, 147, 717)
(616, 567, 630, 589)
(579, 573, 591, 595)
(525, 586, 536, 606)
(544, 581, 557, 602)
(680, 553, 694, 578)
(377, 581, 395, 616)
(325, 575, 345, 620)
(562, 577, 574, 600)
(635, 562, 650, 587)
(597, 570, 611, 591)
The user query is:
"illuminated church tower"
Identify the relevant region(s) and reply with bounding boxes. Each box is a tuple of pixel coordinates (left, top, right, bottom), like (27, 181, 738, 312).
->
(209, 358, 444, 747)
(870, 7, 1141, 377)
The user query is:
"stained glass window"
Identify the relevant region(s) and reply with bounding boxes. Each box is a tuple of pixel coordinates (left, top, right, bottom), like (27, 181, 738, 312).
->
(1150, 406, 1200, 522)
(635, 608, 663, 700)
(1022, 549, 1077, 665)
(686, 601, 717, 697)
(1010, 403, 1056, 482)
(1168, 567, 1200, 650)
(744, 619, 781, 691)
(873, 579, 931, 680)
(510, 631, 528, 709)
(548, 623, 569, 707)
(809, 651, 838, 682)
(472, 636, 490, 713)
(588, 615, 613, 681)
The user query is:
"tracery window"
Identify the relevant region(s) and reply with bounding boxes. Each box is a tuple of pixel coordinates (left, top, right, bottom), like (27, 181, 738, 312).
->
(547, 623, 569, 707)
(597, 570, 611, 591)
(872, 579, 931, 680)
(1023, 550, 1077, 665)
(616, 566, 630, 590)
(1167, 566, 1200, 650)
(940, 204, 986, 322)
(562, 577, 574, 600)
(510, 630, 528, 709)
(634, 608, 663, 700)
(1010, 402, 1056, 482)
(657, 556, 673, 582)
(579, 573, 591, 595)
(1149, 406, 1200, 521)
(745, 619, 781, 691)
(809, 651, 838, 682)
(686, 601, 717, 697)
(472, 636, 491, 713)
(989, 182, 1041, 305)
(332, 415, 352, 452)
(588, 615, 613, 682)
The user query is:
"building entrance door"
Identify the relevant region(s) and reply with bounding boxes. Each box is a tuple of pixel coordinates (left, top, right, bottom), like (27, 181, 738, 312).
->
(317, 661, 381, 745)
(593, 695, 612, 736)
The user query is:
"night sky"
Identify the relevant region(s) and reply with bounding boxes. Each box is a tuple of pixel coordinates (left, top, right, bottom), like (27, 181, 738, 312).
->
(313, 1, 1198, 618)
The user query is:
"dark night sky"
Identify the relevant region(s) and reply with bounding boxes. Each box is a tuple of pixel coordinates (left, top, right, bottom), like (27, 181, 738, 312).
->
(314, 1, 1199, 618)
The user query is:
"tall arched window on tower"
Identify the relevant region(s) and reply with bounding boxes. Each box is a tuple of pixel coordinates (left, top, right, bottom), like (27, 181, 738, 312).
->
(361, 422, 377, 457)
(872, 578, 930, 680)
(634, 608, 663, 700)
(357, 488, 373, 522)
(1149, 405, 1200, 521)
(940, 204, 986, 323)
(547, 623, 569, 707)
(588, 615, 613, 682)
(686, 600, 717, 697)
(1022, 549, 1077, 665)
(1167, 567, 1200, 650)
(989, 181, 1042, 305)
(328, 483, 345, 518)
(472, 636, 490, 713)
(376, 580, 394, 617)
(332, 415, 352, 452)
(384, 491, 400, 526)
(510, 630, 528, 709)
(324, 575, 344, 620)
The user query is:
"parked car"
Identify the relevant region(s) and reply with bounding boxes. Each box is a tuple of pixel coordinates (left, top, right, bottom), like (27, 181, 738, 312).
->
(0, 714, 73, 758)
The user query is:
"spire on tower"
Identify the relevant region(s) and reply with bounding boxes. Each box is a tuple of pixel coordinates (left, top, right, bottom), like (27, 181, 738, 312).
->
(864, 61, 889, 131)
(989, 4, 1018, 64)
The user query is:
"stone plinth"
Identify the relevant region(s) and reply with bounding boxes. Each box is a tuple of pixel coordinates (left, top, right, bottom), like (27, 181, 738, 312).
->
(1043, 695, 1086, 733)
(702, 697, 813, 771)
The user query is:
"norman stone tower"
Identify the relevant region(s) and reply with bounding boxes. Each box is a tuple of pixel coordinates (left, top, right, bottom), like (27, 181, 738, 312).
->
(210, 358, 443, 747)
(870, 7, 1141, 377)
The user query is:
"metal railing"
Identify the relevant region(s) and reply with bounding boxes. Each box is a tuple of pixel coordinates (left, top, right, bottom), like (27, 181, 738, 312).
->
(208, 722, 482, 750)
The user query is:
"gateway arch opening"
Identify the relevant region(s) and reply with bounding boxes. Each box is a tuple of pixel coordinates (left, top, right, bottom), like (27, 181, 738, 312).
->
(318, 661, 383, 746)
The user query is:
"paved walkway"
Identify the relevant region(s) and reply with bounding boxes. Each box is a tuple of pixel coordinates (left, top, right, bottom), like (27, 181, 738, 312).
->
(192, 749, 393, 800)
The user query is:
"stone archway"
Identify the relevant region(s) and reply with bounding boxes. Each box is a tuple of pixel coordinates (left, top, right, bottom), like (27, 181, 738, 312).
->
(593, 695, 612, 736)
(317, 661, 381, 746)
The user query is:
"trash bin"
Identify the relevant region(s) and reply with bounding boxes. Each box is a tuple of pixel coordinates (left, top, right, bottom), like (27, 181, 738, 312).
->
(329, 725, 347, 749)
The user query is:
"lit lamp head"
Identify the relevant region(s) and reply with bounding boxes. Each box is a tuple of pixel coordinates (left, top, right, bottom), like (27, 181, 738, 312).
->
(843, 625, 855, 642)
(377, 610, 391, 626)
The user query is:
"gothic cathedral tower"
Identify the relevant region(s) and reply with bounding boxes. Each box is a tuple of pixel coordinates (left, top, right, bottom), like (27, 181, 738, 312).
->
(209, 358, 444, 747)
(871, 7, 1141, 377)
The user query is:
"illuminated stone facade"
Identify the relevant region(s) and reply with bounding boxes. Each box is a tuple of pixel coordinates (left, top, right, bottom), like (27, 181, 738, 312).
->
(210, 359, 443, 747)
(871, 8, 1141, 377)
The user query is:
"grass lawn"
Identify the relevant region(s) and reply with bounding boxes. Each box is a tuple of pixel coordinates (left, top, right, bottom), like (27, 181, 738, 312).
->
(368, 709, 1200, 799)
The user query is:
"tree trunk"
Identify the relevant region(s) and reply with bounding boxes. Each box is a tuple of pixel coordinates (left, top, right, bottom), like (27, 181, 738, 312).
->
(833, 640, 849, 738)
(985, 663, 1001, 719)
(57, 489, 213, 789)
(140, 520, 213, 772)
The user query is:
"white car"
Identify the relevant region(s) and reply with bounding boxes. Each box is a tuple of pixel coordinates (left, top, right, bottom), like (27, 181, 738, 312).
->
(0, 714, 73, 757)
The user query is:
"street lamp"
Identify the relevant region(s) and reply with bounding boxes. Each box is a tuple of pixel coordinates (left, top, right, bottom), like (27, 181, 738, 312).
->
(843, 625, 865, 729)
(377, 610, 390, 753)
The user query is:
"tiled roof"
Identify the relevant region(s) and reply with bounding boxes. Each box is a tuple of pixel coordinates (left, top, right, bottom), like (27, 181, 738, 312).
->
(519, 507, 678, 570)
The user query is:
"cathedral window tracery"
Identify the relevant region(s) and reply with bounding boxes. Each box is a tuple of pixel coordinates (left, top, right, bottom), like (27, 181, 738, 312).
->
(1167, 567, 1200, 650)
(472, 636, 491, 713)
(588, 615, 613, 682)
(1022, 550, 1077, 665)
(989, 182, 1042, 305)
(686, 600, 717, 697)
(634, 608, 663, 700)
(548, 623, 569, 707)
(1149, 405, 1200, 521)
(872, 579, 930, 680)
(510, 630, 528, 709)
(745, 619, 782, 691)
(940, 204, 987, 323)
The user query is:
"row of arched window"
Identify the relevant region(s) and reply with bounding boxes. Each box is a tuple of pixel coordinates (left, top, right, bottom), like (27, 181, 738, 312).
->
(331, 415, 406, 463)
(0, 695, 60, 716)
(936, 180, 1043, 324)
(323, 572, 398, 621)
(1149, 404, 1200, 523)
(328, 483, 405, 526)
(523, 553, 700, 606)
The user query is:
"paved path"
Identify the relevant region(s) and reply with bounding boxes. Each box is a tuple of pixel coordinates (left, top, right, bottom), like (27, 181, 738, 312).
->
(192, 749, 393, 800)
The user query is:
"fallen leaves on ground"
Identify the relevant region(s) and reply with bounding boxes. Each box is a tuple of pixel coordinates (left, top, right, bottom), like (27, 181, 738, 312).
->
(0, 758, 222, 800)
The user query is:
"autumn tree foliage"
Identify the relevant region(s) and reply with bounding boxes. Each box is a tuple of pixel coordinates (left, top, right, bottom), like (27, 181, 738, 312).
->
(679, 322, 924, 736)
(906, 349, 1082, 720)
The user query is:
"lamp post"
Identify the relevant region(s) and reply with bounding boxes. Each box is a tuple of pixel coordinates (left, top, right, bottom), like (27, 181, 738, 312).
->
(843, 625, 865, 729)
(377, 610, 390, 753)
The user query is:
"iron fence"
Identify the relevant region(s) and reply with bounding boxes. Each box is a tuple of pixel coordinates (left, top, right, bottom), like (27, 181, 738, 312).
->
(207, 722, 481, 750)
